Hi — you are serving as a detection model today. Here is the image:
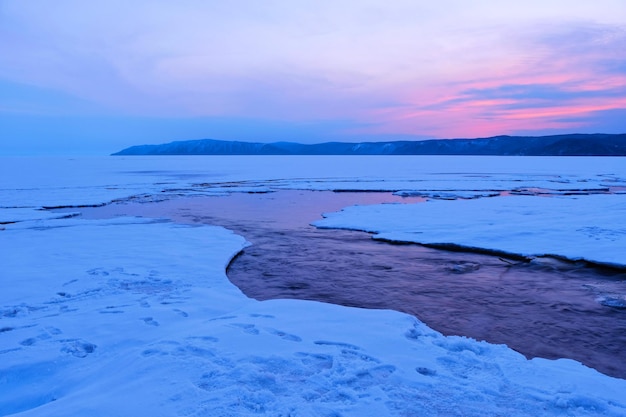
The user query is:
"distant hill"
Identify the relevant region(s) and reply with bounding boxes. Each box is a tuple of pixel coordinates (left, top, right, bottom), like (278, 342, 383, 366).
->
(112, 134, 626, 156)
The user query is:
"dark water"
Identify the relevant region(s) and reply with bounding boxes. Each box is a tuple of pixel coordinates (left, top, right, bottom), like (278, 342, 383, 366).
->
(74, 190, 626, 379)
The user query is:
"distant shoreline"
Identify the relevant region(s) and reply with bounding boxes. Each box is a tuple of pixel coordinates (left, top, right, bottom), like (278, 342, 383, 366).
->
(113, 133, 626, 156)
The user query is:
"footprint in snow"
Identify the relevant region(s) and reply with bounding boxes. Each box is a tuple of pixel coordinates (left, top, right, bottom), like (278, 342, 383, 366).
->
(340, 349, 381, 364)
(416, 367, 437, 376)
(141, 348, 162, 357)
(230, 323, 301, 340)
(186, 335, 219, 343)
(2, 307, 21, 318)
(266, 328, 302, 342)
(100, 305, 127, 314)
(86, 267, 109, 276)
(141, 317, 160, 326)
(20, 338, 38, 346)
(19, 332, 53, 347)
(60, 339, 96, 358)
(314, 340, 361, 350)
(296, 352, 334, 370)
(231, 323, 259, 335)
(45, 326, 62, 335)
(314, 340, 382, 364)
(208, 315, 237, 322)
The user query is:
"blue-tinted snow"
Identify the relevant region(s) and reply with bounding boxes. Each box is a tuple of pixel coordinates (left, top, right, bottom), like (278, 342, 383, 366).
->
(3, 218, 626, 416)
(315, 194, 626, 268)
(2, 155, 626, 416)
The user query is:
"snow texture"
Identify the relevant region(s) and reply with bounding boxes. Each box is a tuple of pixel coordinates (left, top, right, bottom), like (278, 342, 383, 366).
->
(2, 155, 626, 416)
(3, 218, 626, 416)
(315, 194, 626, 268)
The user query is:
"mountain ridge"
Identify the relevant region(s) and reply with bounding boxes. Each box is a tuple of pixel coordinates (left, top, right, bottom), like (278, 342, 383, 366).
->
(112, 133, 626, 156)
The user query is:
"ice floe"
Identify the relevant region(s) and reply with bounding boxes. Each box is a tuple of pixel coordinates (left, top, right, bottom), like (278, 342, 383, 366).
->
(315, 194, 626, 269)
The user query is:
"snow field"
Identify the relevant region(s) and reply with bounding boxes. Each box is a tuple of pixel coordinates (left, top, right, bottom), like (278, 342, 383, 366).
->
(2, 217, 626, 416)
(2, 155, 626, 415)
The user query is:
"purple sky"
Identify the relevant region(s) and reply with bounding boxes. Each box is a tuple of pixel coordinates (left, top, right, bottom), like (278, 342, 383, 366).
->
(1, 1, 625, 155)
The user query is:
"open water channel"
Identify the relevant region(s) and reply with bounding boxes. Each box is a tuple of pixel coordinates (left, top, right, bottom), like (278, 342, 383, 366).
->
(74, 190, 626, 379)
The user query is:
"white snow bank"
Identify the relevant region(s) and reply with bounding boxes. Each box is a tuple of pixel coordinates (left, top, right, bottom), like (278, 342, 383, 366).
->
(314, 194, 626, 268)
(2, 218, 626, 416)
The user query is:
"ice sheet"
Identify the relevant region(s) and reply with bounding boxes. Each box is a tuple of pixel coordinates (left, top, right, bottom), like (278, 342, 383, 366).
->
(315, 194, 626, 268)
(2, 218, 626, 416)
(2, 155, 626, 415)
(2, 156, 625, 222)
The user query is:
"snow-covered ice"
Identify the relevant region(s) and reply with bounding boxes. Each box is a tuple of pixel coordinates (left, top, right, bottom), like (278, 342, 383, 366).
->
(3, 217, 626, 416)
(315, 194, 626, 269)
(2, 155, 625, 221)
(2, 155, 626, 416)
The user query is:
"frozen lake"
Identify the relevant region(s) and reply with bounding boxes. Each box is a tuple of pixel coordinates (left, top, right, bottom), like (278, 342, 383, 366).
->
(75, 189, 626, 379)
(2, 155, 626, 416)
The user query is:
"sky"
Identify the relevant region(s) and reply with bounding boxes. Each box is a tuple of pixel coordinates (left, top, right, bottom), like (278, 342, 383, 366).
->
(1, 1, 625, 155)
